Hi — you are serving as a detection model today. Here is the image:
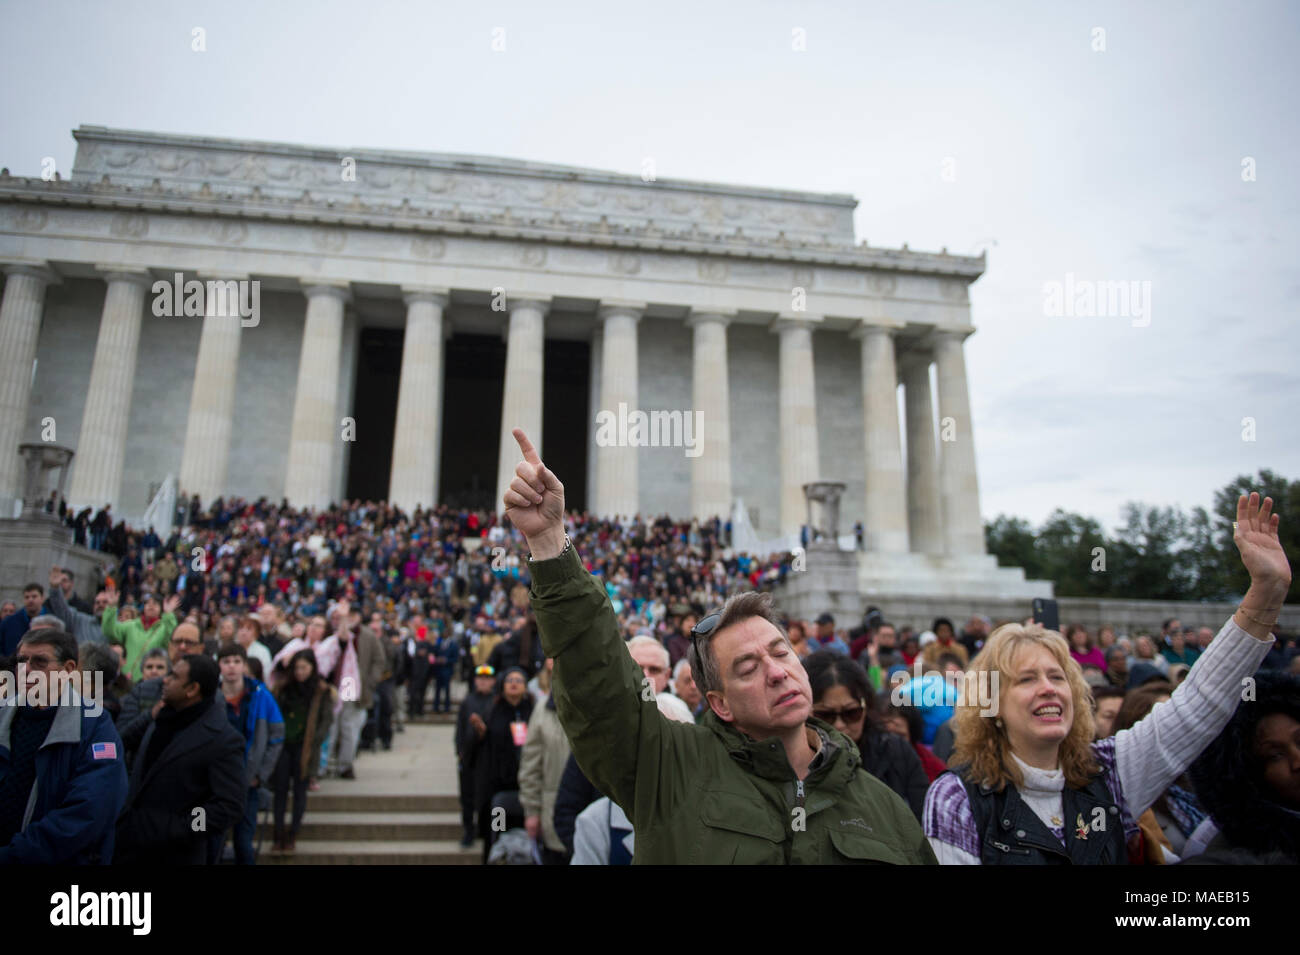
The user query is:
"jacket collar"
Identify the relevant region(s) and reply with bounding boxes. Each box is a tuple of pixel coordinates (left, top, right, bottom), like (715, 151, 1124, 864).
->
(0, 682, 88, 751)
(702, 711, 858, 787)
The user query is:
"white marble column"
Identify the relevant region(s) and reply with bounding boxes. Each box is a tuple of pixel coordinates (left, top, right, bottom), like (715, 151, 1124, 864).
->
(934, 328, 985, 555)
(495, 297, 548, 514)
(593, 301, 643, 519)
(772, 316, 821, 537)
(687, 310, 734, 521)
(67, 269, 152, 511)
(854, 321, 908, 553)
(0, 264, 58, 504)
(284, 283, 350, 510)
(388, 288, 449, 512)
(586, 323, 602, 512)
(178, 274, 247, 502)
(900, 349, 943, 555)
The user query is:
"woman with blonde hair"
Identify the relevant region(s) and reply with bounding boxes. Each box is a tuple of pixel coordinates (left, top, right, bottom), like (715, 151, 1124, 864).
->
(923, 493, 1290, 865)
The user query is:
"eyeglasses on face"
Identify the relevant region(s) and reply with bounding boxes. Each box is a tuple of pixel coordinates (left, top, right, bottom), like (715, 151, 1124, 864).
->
(171, 637, 201, 647)
(16, 654, 57, 669)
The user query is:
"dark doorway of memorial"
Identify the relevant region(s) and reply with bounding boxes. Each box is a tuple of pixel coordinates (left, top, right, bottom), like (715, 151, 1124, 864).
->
(346, 328, 403, 502)
(440, 333, 506, 510)
(541, 337, 588, 512)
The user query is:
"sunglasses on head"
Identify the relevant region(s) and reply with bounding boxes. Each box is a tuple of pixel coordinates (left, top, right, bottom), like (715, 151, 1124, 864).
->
(690, 612, 722, 664)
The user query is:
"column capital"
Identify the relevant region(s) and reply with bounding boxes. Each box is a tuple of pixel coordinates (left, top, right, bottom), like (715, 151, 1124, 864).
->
(402, 286, 450, 308)
(597, 300, 645, 322)
(850, 319, 905, 341)
(684, 308, 737, 329)
(94, 266, 153, 288)
(3, 262, 60, 286)
(931, 325, 976, 344)
(769, 313, 823, 335)
(508, 294, 551, 314)
(302, 282, 352, 305)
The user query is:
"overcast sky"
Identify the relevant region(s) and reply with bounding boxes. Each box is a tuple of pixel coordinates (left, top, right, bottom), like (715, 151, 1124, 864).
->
(2, 0, 1296, 531)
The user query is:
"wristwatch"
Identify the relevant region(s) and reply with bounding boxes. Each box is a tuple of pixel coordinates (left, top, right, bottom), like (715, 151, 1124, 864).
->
(528, 535, 571, 563)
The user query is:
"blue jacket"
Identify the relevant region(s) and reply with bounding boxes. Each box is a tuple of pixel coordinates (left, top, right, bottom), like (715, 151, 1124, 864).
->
(222, 677, 284, 787)
(1, 604, 52, 657)
(0, 688, 128, 864)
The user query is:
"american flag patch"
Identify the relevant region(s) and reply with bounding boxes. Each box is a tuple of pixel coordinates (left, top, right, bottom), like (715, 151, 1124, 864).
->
(92, 742, 117, 760)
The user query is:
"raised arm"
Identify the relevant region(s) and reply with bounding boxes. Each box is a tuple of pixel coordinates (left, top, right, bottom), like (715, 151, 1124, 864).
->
(1114, 492, 1290, 816)
(507, 428, 680, 818)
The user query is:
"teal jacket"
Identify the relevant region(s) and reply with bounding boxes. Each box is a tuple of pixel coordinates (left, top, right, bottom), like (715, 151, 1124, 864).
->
(530, 544, 936, 865)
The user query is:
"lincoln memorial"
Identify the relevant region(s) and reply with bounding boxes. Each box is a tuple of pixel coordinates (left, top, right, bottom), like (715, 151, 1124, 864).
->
(0, 125, 1048, 601)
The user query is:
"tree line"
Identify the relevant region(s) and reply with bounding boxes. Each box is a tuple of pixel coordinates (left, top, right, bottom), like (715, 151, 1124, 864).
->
(984, 470, 1300, 601)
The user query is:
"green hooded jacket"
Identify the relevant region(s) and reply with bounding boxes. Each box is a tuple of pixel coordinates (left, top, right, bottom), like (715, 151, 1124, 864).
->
(530, 544, 937, 865)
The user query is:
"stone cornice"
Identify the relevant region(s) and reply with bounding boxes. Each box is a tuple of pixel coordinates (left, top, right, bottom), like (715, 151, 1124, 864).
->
(72, 125, 857, 210)
(0, 175, 986, 281)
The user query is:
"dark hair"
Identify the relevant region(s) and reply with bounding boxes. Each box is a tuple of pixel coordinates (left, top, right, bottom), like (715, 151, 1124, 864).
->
(182, 653, 220, 700)
(1189, 671, 1300, 860)
(23, 582, 43, 596)
(19, 627, 78, 666)
(936, 652, 965, 671)
(1092, 685, 1125, 703)
(1162, 618, 1178, 632)
(79, 642, 120, 683)
(804, 650, 874, 710)
(279, 649, 320, 702)
(1113, 681, 1175, 733)
(217, 642, 247, 663)
(932, 617, 954, 635)
(888, 701, 925, 745)
(61, 569, 75, 582)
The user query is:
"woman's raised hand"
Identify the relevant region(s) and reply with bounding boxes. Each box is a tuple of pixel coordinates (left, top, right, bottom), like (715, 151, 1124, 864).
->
(1234, 492, 1292, 599)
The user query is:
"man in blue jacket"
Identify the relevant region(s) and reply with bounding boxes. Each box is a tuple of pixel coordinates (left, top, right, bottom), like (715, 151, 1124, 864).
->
(0, 583, 52, 656)
(212, 643, 283, 864)
(0, 627, 128, 864)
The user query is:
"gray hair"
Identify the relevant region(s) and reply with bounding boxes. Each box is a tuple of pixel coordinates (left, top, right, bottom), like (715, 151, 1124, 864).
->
(27, 614, 66, 632)
(625, 635, 669, 672)
(688, 591, 788, 696)
(672, 658, 693, 682)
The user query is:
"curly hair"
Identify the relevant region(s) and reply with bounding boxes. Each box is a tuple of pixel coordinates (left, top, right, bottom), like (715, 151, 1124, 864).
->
(1189, 671, 1300, 860)
(951, 622, 1100, 791)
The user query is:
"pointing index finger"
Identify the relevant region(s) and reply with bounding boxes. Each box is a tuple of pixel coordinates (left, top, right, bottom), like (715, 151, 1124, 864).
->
(513, 427, 542, 467)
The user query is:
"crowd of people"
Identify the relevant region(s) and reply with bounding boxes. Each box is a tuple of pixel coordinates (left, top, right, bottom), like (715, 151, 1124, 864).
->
(1, 484, 1297, 865)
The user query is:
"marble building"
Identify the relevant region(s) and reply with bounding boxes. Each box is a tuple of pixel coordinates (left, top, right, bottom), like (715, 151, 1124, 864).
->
(0, 125, 1048, 600)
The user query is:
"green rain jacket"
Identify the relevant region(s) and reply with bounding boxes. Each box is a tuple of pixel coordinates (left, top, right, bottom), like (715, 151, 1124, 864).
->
(101, 608, 177, 682)
(530, 544, 937, 865)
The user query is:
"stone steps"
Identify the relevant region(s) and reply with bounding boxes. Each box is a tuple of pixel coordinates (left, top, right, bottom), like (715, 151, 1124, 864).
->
(258, 811, 462, 841)
(261, 840, 478, 865)
(307, 792, 461, 813)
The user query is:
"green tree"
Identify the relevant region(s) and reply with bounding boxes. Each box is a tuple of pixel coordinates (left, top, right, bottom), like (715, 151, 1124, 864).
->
(1212, 470, 1300, 596)
(985, 515, 1042, 579)
(1037, 509, 1110, 597)
(1108, 503, 1195, 601)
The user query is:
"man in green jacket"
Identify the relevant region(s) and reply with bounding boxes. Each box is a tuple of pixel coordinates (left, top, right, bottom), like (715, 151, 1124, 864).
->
(504, 428, 935, 865)
(101, 589, 181, 681)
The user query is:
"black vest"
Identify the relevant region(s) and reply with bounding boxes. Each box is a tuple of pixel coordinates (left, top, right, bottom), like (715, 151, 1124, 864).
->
(952, 767, 1127, 865)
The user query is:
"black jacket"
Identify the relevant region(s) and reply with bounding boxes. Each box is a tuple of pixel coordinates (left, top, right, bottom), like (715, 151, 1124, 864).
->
(553, 752, 602, 854)
(114, 697, 246, 865)
(115, 677, 163, 768)
(469, 695, 534, 803)
(455, 690, 496, 763)
(487, 630, 545, 680)
(859, 728, 931, 821)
